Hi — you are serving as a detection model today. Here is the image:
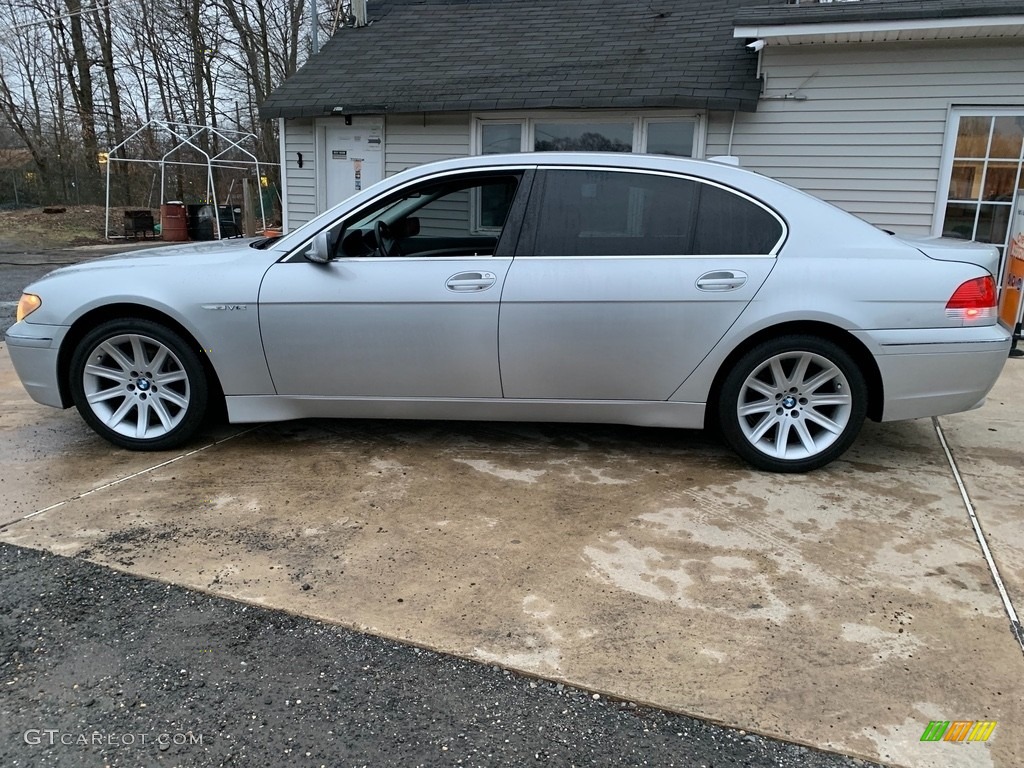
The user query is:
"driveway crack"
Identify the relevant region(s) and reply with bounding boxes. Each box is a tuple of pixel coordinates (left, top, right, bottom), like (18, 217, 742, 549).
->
(0, 426, 261, 531)
(933, 415, 1024, 655)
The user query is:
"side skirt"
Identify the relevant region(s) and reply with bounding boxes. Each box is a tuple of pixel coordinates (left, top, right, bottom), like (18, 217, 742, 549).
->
(225, 395, 706, 430)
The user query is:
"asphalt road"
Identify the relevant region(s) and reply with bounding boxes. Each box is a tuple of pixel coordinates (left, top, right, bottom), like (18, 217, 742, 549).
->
(0, 259, 71, 336)
(0, 543, 879, 768)
(0, 242, 159, 335)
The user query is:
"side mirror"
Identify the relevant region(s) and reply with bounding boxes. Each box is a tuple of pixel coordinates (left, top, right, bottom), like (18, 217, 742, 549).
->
(306, 230, 332, 264)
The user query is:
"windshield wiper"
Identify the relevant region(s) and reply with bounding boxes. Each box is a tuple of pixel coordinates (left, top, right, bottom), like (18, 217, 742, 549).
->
(249, 236, 283, 250)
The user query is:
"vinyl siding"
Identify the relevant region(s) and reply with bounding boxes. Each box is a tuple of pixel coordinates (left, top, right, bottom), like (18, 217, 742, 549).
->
(707, 39, 1024, 234)
(281, 113, 471, 230)
(282, 119, 317, 229)
(384, 113, 472, 176)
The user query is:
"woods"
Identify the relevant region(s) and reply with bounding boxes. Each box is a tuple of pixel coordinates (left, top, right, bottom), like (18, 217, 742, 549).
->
(0, 0, 338, 208)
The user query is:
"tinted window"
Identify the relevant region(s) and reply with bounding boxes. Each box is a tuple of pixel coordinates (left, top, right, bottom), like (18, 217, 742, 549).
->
(528, 170, 781, 257)
(530, 170, 700, 256)
(694, 184, 783, 255)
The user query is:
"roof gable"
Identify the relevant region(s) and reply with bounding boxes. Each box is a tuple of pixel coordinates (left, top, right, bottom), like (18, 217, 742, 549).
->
(260, 0, 763, 119)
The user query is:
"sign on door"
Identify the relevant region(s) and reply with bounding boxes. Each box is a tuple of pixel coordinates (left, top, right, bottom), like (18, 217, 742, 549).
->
(324, 118, 383, 209)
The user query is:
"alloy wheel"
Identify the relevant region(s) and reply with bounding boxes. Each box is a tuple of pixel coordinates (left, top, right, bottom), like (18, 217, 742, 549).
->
(736, 350, 854, 462)
(81, 333, 192, 440)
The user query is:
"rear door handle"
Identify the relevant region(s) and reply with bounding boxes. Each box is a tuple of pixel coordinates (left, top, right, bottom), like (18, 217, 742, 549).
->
(696, 270, 748, 291)
(446, 271, 496, 292)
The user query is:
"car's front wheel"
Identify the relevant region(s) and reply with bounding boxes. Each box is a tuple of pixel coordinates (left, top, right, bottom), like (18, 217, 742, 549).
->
(718, 335, 867, 472)
(70, 319, 208, 450)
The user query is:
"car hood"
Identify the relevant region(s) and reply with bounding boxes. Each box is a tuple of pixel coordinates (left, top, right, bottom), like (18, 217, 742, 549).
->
(33, 239, 270, 281)
(895, 234, 1000, 276)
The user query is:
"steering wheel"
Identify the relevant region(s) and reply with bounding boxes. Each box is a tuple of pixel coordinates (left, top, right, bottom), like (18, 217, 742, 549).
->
(374, 220, 403, 257)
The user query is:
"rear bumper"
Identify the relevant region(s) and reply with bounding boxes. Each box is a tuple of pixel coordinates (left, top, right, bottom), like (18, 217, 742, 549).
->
(852, 324, 1012, 422)
(4, 322, 68, 408)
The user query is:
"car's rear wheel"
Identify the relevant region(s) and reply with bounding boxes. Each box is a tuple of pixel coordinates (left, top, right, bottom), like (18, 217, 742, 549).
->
(70, 319, 208, 450)
(718, 335, 867, 472)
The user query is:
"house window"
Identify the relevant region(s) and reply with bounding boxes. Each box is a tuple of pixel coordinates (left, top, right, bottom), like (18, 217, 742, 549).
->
(645, 121, 697, 157)
(475, 115, 701, 158)
(939, 109, 1024, 269)
(481, 124, 522, 155)
(534, 122, 634, 152)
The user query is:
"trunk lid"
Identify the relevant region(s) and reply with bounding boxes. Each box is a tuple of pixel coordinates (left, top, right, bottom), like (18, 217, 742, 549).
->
(894, 234, 1001, 276)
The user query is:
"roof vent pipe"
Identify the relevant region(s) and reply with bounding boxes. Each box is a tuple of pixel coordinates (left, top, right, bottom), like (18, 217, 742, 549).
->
(352, 0, 367, 27)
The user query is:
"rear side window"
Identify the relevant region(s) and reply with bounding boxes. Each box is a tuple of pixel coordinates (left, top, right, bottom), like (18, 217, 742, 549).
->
(693, 183, 783, 255)
(526, 169, 782, 257)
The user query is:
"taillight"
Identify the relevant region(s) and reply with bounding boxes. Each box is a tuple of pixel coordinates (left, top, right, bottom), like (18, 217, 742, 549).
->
(946, 276, 996, 323)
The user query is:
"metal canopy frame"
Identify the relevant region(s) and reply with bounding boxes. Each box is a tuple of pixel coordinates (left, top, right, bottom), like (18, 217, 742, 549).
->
(104, 120, 277, 240)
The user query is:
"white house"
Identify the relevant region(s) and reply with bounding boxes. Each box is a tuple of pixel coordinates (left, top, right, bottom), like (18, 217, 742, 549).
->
(260, 0, 1024, 264)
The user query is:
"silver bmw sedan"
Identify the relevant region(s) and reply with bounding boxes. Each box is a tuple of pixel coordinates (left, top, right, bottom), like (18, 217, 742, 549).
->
(6, 153, 1011, 471)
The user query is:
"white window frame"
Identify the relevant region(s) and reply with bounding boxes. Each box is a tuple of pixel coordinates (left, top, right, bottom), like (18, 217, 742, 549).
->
(934, 106, 1024, 264)
(471, 111, 706, 158)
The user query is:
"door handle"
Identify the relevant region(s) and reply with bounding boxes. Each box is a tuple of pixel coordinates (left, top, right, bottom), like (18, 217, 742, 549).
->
(446, 271, 496, 292)
(696, 270, 747, 291)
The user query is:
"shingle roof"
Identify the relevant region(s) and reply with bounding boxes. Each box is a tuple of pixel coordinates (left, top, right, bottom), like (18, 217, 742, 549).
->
(260, 0, 763, 119)
(735, 0, 1024, 27)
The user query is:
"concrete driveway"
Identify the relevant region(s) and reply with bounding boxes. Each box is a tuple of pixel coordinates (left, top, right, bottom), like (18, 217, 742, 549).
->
(1, 340, 1021, 768)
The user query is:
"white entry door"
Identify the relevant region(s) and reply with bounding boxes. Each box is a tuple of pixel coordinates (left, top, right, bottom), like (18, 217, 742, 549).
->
(323, 117, 384, 210)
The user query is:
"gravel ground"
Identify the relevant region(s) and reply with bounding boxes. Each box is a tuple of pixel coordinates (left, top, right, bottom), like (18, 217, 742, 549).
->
(0, 544, 881, 768)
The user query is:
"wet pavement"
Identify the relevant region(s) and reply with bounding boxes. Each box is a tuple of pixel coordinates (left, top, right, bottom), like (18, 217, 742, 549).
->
(1, 542, 879, 767)
(1, 275, 1022, 767)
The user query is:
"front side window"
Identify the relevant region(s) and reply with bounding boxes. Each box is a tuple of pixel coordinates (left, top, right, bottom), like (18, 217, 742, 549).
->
(306, 173, 523, 260)
(525, 170, 782, 257)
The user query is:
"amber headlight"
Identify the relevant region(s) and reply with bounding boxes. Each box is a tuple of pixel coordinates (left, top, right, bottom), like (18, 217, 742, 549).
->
(16, 293, 41, 323)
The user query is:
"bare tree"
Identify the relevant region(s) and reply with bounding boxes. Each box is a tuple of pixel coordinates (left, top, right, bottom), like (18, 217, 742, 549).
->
(0, 0, 318, 205)
(218, 0, 308, 166)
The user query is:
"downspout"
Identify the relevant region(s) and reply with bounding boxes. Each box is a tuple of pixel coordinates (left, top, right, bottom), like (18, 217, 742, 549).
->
(104, 154, 112, 239)
(278, 117, 289, 232)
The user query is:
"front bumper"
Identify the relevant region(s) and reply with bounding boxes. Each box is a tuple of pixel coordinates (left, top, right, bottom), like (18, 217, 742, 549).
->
(852, 324, 1012, 422)
(4, 322, 69, 408)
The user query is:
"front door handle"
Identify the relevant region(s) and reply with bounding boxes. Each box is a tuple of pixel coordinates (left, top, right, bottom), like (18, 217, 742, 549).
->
(696, 270, 748, 291)
(446, 271, 496, 292)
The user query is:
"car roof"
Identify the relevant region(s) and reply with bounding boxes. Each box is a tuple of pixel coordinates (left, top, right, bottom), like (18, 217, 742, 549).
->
(407, 151, 758, 179)
(275, 150, 882, 254)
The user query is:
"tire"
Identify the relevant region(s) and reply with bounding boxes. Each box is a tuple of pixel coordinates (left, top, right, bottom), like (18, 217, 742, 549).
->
(69, 319, 208, 451)
(718, 335, 867, 473)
